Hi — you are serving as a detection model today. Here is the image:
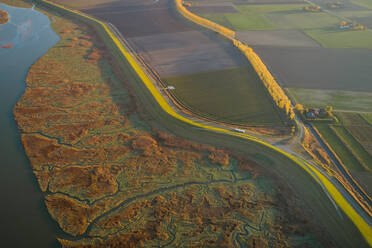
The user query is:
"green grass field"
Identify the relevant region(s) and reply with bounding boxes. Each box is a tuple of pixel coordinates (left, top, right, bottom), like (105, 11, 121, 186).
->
(351, 0, 372, 10)
(314, 123, 366, 172)
(163, 66, 283, 126)
(344, 125, 372, 153)
(228, 4, 309, 30)
(202, 4, 340, 31)
(337, 10, 372, 18)
(267, 11, 340, 30)
(236, 4, 308, 13)
(288, 88, 372, 112)
(305, 28, 372, 49)
(201, 14, 234, 30)
(225, 12, 275, 30)
(336, 112, 368, 126)
(200, 2, 372, 49)
(336, 112, 372, 156)
(331, 125, 372, 172)
(361, 113, 372, 125)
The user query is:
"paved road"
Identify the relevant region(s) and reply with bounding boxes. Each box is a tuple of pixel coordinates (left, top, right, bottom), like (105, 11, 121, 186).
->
(106, 21, 372, 228)
(65, 0, 372, 234)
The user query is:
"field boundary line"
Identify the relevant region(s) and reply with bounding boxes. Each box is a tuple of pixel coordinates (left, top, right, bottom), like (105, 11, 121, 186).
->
(174, 0, 295, 120)
(310, 124, 372, 213)
(37, 0, 372, 245)
(331, 125, 372, 172)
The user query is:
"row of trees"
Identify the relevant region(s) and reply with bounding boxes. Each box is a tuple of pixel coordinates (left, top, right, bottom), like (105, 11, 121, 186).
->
(176, 0, 235, 39)
(175, 0, 295, 120)
(233, 40, 295, 120)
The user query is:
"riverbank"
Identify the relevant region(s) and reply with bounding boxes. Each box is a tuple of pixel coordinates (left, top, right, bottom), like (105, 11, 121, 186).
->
(10, 0, 341, 247)
(0, 1, 60, 247)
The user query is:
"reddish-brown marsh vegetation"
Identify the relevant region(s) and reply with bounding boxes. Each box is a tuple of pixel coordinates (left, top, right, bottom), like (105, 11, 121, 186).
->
(13, 5, 333, 247)
(0, 9, 9, 24)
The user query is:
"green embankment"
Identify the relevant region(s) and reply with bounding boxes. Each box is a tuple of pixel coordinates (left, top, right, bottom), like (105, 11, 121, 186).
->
(334, 112, 372, 171)
(331, 125, 372, 172)
(36, 1, 372, 247)
(313, 123, 366, 172)
(361, 113, 372, 126)
(163, 66, 283, 126)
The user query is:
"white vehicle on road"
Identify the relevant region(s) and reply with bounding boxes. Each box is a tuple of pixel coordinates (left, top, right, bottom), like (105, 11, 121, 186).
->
(233, 128, 245, 133)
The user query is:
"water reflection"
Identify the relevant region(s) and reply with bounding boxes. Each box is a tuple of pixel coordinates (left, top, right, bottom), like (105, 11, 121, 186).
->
(0, 3, 60, 247)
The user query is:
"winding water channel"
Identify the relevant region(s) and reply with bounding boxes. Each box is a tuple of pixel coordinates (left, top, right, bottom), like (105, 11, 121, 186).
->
(0, 3, 60, 247)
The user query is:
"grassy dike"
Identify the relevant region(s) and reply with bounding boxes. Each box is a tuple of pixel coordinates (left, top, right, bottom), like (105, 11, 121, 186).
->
(36, 1, 371, 247)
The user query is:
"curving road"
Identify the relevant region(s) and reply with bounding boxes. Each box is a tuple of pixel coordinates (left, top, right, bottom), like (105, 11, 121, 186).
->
(39, 0, 372, 246)
(107, 20, 372, 226)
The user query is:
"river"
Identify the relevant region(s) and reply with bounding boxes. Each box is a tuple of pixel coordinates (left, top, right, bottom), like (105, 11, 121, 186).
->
(0, 3, 60, 247)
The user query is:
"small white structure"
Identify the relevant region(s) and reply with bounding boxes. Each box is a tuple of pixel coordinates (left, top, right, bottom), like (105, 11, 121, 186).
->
(234, 128, 245, 133)
(165, 86, 175, 90)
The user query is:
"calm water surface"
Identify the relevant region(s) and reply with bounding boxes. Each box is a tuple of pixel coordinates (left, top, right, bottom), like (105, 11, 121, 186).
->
(0, 3, 60, 247)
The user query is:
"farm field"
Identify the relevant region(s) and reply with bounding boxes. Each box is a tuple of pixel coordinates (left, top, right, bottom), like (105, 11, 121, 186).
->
(0, 0, 369, 246)
(288, 88, 372, 112)
(82, 0, 192, 37)
(313, 123, 366, 172)
(305, 28, 372, 50)
(337, 112, 372, 156)
(193, 0, 372, 110)
(332, 126, 372, 171)
(78, 0, 285, 127)
(199, 3, 341, 30)
(8, 1, 355, 247)
(189, 5, 238, 14)
(236, 30, 320, 47)
(201, 13, 235, 29)
(352, 0, 372, 10)
(197, 0, 372, 49)
(254, 46, 372, 91)
(361, 113, 372, 125)
(128, 31, 246, 77)
(163, 66, 283, 126)
(312, 112, 372, 195)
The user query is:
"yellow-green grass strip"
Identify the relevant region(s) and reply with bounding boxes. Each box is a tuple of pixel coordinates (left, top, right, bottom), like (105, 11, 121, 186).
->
(39, 0, 372, 245)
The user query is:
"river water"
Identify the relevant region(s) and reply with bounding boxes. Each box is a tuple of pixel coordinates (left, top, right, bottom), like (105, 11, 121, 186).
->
(0, 3, 60, 247)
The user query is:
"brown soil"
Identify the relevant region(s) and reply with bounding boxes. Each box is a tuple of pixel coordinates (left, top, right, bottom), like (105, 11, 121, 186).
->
(83, 1, 191, 38)
(253, 45, 372, 92)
